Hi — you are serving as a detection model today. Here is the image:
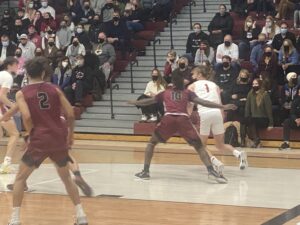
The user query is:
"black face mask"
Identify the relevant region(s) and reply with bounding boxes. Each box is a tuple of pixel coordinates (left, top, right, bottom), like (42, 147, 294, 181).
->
(252, 86, 260, 92)
(284, 46, 289, 52)
(113, 16, 120, 22)
(106, 3, 114, 8)
(240, 77, 248, 82)
(291, 78, 298, 85)
(265, 52, 272, 57)
(15, 52, 22, 57)
(169, 59, 175, 63)
(48, 42, 54, 47)
(98, 38, 105, 44)
(223, 62, 230, 68)
(152, 76, 158, 81)
(73, 41, 79, 47)
(259, 41, 266, 45)
(47, 30, 53, 35)
(84, 5, 90, 9)
(179, 63, 186, 69)
(224, 41, 231, 47)
(35, 52, 42, 56)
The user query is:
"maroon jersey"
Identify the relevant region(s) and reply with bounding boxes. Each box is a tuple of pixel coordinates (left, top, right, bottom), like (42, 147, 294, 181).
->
(155, 87, 197, 116)
(21, 82, 68, 152)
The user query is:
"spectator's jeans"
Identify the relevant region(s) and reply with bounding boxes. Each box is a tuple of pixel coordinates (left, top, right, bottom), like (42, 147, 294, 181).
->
(137, 94, 164, 116)
(238, 40, 257, 60)
(283, 118, 300, 141)
(243, 117, 269, 141)
(64, 80, 88, 105)
(294, 10, 300, 27)
(126, 21, 144, 32)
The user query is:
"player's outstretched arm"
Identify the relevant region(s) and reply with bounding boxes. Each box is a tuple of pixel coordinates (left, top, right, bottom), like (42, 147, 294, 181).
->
(192, 97, 237, 110)
(127, 97, 157, 106)
(0, 104, 19, 122)
(15, 91, 33, 132)
(0, 87, 14, 108)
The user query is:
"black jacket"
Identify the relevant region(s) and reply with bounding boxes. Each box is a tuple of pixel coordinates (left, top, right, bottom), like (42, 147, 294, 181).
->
(272, 32, 297, 51)
(214, 65, 239, 91)
(71, 65, 94, 91)
(0, 42, 17, 58)
(290, 96, 300, 120)
(104, 20, 130, 40)
(208, 12, 233, 35)
(186, 31, 210, 57)
(241, 26, 261, 43)
(76, 31, 92, 51)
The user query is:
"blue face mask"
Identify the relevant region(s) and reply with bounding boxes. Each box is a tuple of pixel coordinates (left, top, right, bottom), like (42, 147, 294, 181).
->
(281, 28, 288, 35)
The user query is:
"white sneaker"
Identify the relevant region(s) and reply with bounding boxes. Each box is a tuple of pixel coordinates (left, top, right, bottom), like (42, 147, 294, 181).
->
(75, 216, 88, 225)
(211, 157, 224, 175)
(239, 151, 248, 170)
(0, 164, 14, 174)
(8, 222, 21, 225)
(149, 114, 157, 122)
(140, 115, 147, 122)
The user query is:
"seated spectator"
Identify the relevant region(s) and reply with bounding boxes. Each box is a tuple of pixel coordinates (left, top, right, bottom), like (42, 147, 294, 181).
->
(1, 10, 14, 32)
(41, 30, 60, 50)
(64, 14, 75, 35)
(66, 37, 86, 67)
(257, 45, 278, 84)
(250, 33, 267, 72)
(276, 0, 295, 20)
(137, 68, 166, 122)
(91, 0, 106, 15)
(272, 22, 297, 53)
(75, 24, 93, 51)
(17, 8, 30, 28)
(244, 78, 273, 148)
(96, 32, 116, 81)
(279, 87, 300, 150)
(123, 2, 144, 32)
(101, 0, 115, 23)
(89, 14, 104, 44)
(81, 0, 96, 25)
(43, 36, 59, 68)
(261, 16, 280, 44)
(227, 69, 251, 146)
(214, 55, 240, 104)
(39, 0, 56, 19)
(194, 40, 215, 65)
(52, 56, 73, 90)
(172, 57, 192, 86)
(216, 35, 239, 65)
(28, 24, 42, 48)
(52, 0, 69, 15)
(14, 48, 26, 77)
(34, 47, 44, 56)
(239, 16, 261, 60)
(25, 1, 37, 22)
(56, 20, 72, 51)
(249, 0, 275, 17)
(208, 4, 233, 48)
(18, 34, 36, 61)
(186, 23, 210, 59)
(231, 0, 248, 16)
(164, 50, 178, 83)
(69, 0, 84, 24)
(11, 19, 27, 43)
(151, 0, 172, 21)
(32, 11, 43, 33)
(40, 12, 57, 34)
(105, 10, 131, 58)
(294, 1, 300, 29)
(0, 34, 17, 66)
(64, 54, 94, 106)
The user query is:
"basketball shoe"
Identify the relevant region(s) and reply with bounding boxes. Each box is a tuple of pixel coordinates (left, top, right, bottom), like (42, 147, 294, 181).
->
(239, 151, 248, 170)
(0, 164, 14, 174)
(211, 156, 224, 175)
(135, 170, 150, 180)
(208, 167, 228, 184)
(74, 216, 88, 225)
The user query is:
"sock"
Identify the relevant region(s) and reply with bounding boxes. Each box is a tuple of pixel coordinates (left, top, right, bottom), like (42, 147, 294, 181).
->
(143, 164, 150, 172)
(10, 207, 20, 224)
(211, 156, 223, 166)
(75, 204, 86, 218)
(233, 150, 241, 158)
(73, 171, 81, 177)
(3, 156, 12, 166)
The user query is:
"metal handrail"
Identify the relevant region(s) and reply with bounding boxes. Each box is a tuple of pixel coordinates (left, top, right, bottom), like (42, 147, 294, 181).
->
(109, 77, 119, 119)
(130, 59, 138, 93)
(203, 0, 206, 13)
(189, 0, 196, 29)
(152, 38, 161, 68)
(169, 13, 177, 50)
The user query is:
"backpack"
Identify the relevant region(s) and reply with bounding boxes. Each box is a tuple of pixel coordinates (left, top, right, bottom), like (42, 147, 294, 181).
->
(224, 124, 240, 147)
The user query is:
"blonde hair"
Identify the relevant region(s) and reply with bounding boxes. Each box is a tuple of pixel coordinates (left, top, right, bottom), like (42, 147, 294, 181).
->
(244, 16, 253, 31)
(281, 39, 295, 55)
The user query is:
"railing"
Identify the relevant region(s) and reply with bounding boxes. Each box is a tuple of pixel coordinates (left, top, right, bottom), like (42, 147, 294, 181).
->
(152, 38, 161, 68)
(203, 0, 206, 13)
(189, 0, 196, 29)
(109, 77, 119, 119)
(130, 59, 138, 93)
(169, 13, 177, 50)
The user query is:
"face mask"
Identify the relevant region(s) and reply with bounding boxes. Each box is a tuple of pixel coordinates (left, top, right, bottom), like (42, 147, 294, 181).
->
(266, 22, 272, 27)
(246, 22, 252, 27)
(73, 41, 79, 47)
(47, 30, 53, 35)
(98, 38, 105, 44)
(280, 28, 288, 35)
(28, 3, 34, 8)
(15, 25, 21, 28)
(179, 63, 186, 69)
(106, 3, 114, 8)
(199, 46, 206, 50)
(62, 61, 68, 68)
(224, 41, 231, 47)
(223, 61, 230, 68)
(291, 78, 298, 85)
(41, 2, 48, 8)
(2, 41, 9, 47)
(284, 46, 289, 52)
(48, 42, 54, 47)
(15, 52, 22, 57)
(152, 76, 158, 81)
(259, 40, 265, 45)
(113, 16, 120, 22)
(84, 5, 90, 9)
(194, 28, 200, 33)
(35, 52, 42, 56)
(240, 77, 248, 82)
(76, 28, 83, 33)
(252, 86, 259, 92)
(265, 52, 272, 57)
(169, 58, 175, 63)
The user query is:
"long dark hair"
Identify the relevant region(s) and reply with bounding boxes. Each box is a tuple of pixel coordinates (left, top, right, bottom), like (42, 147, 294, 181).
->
(151, 68, 167, 91)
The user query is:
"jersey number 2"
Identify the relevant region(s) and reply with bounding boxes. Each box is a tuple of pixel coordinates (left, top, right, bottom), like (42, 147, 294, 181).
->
(37, 92, 50, 109)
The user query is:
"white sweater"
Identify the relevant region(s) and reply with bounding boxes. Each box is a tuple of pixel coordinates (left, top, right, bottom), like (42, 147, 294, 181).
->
(216, 43, 239, 63)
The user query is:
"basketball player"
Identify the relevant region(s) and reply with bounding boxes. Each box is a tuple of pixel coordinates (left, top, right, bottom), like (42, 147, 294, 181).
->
(128, 73, 236, 183)
(1, 57, 92, 197)
(0, 57, 20, 174)
(7, 58, 88, 225)
(188, 66, 248, 174)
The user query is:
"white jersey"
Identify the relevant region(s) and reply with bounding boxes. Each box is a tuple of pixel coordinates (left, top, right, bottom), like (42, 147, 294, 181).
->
(194, 80, 221, 114)
(0, 71, 13, 90)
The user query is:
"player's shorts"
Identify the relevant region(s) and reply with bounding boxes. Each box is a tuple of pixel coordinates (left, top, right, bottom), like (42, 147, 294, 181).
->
(199, 110, 225, 136)
(154, 115, 201, 145)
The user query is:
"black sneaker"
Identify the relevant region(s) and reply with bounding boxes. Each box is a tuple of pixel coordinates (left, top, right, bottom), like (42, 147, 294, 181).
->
(208, 168, 228, 184)
(135, 170, 150, 180)
(279, 142, 290, 150)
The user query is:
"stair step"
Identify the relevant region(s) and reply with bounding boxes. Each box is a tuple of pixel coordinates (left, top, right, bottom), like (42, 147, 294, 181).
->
(86, 106, 140, 115)
(76, 119, 135, 128)
(102, 93, 141, 101)
(75, 126, 133, 134)
(81, 113, 140, 121)
(93, 101, 129, 106)
(117, 77, 153, 83)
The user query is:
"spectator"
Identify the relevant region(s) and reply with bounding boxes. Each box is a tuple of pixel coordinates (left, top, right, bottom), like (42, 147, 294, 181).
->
(43, 36, 59, 67)
(186, 23, 210, 59)
(105, 10, 131, 58)
(96, 32, 116, 81)
(14, 48, 26, 78)
(137, 68, 166, 122)
(41, 30, 60, 50)
(28, 24, 42, 48)
(216, 35, 239, 64)
(272, 22, 297, 53)
(17, 8, 31, 28)
(208, 4, 233, 48)
(250, 33, 267, 72)
(194, 40, 215, 65)
(52, 56, 73, 90)
(63, 14, 75, 35)
(81, 0, 96, 25)
(294, 1, 300, 29)
(52, 0, 69, 14)
(279, 87, 300, 150)
(151, 0, 172, 21)
(89, 14, 104, 44)
(39, 0, 56, 19)
(75, 24, 92, 51)
(276, 0, 295, 20)
(56, 20, 72, 51)
(164, 50, 178, 83)
(1, 10, 14, 32)
(64, 54, 94, 106)
(239, 16, 261, 60)
(66, 37, 86, 67)
(172, 57, 192, 86)
(261, 16, 280, 44)
(11, 19, 27, 43)
(231, 0, 248, 16)
(214, 55, 240, 104)
(34, 47, 44, 56)
(244, 78, 273, 148)
(18, 34, 36, 61)
(101, 0, 115, 23)
(25, 1, 37, 22)
(91, 0, 106, 14)
(40, 12, 57, 34)
(249, 0, 275, 17)
(32, 10, 43, 32)
(69, 0, 84, 24)
(124, 2, 145, 32)
(278, 39, 299, 76)
(0, 34, 17, 66)
(257, 45, 278, 84)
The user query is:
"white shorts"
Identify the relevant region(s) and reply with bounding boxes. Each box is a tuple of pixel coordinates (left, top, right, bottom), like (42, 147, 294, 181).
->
(199, 110, 225, 136)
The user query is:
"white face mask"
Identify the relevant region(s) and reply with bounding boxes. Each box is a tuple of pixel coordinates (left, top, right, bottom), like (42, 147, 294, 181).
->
(266, 22, 272, 27)
(246, 22, 252, 27)
(41, 2, 48, 8)
(194, 28, 200, 33)
(76, 28, 83, 34)
(28, 3, 34, 8)
(62, 61, 68, 68)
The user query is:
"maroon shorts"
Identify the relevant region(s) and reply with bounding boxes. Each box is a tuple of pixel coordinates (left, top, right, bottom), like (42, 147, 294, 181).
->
(154, 115, 201, 144)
